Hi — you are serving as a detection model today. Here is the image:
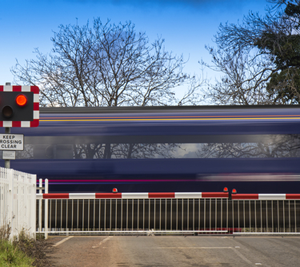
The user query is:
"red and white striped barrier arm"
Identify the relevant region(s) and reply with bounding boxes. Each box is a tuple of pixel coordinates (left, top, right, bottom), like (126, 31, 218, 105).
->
(232, 194, 300, 200)
(36, 192, 229, 200)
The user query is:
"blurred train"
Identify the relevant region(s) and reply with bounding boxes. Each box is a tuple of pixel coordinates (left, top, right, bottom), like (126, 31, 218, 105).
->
(1, 105, 300, 193)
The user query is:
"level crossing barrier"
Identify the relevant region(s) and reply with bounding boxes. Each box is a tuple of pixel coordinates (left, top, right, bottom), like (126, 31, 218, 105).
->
(231, 193, 300, 235)
(36, 180, 300, 237)
(36, 180, 229, 237)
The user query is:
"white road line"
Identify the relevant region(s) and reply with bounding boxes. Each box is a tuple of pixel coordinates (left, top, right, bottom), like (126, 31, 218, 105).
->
(157, 247, 232, 249)
(53, 236, 74, 247)
(231, 247, 253, 266)
(92, 236, 112, 249)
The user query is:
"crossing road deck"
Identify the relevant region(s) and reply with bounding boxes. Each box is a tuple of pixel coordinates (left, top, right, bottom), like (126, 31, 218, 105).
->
(48, 235, 300, 266)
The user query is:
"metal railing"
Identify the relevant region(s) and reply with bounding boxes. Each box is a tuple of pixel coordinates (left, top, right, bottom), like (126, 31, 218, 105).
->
(230, 194, 300, 235)
(36, 180, 300, 237)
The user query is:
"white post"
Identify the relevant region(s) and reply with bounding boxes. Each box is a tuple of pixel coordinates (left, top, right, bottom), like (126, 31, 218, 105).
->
(31, 174, 37, 240)
(39, 178, 42, 234)
(44, 179, 48, 240)
(8, 169, 14, 240)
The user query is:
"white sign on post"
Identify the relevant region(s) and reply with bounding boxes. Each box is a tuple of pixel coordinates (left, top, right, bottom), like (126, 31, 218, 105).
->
(0, 134, 24, 150)
(3, 151, 16, 160)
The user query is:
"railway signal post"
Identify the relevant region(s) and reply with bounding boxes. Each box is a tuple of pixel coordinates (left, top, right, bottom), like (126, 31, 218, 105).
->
(0, 83, 39, 168)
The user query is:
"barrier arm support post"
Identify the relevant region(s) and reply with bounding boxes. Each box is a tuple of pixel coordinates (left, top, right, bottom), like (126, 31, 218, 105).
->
(38, 179, 42, 234)
(44, 179, 48, 240)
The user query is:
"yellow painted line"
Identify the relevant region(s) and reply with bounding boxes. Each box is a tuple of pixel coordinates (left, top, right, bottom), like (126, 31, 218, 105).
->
(40, 117, 300, 122)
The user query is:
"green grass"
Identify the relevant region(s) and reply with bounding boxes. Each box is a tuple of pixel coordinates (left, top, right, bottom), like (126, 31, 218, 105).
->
(0, 239, 34, 267)
(0, 225, 50, 267)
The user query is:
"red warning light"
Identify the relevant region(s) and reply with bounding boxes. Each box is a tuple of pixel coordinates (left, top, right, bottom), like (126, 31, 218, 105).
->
(223, 187, 228, 192)
(16, 94, 27, 107)
(112, 188, 118, 193)
(232, 189, 237, 194)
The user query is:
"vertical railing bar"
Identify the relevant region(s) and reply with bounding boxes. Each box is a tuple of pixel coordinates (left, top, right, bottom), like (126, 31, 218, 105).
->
(148, 199, 151, 230)
(121, 199, 123, 231)
(115, 199, 118, 231)
(187, 199, 189, 231)
(226, 198, 228, 231)
(243, 200, 245, 232)
(159, 199, 161, 231)
(182, 199, 184, 231)
(49, 200, 52, 232)
(215, 199, 217, 230)
(226, 198, 229, 230)
(193, 199, 195, 231)
(126, 199, 129, 230)
(71, 200, 74, 231)
(93, 199, 96, 231)
(176, 199, 178, 231)
(165, 199, 167, 230)
(249, 200, 251, 232)
(132, 199, 134, 231)
(198, 199, 201, 231)
(271, 200, 274, 233)
(266, 200, 268, 233)
(110, 199, 112, 231)
(221, 199, 223, 230)
(143, 199, 145, 231)
(283, 200, 285, 232)
(82, 200, 85, 231)
(260, 200, 262, 232)
(154, 199, 156, 230)
(204, 199, 206, 231)
(104, 199, 106, 231)
(55, 199, 57, 231)
(77, 199, 79, 230)
(61, 200, 63, 232)
(289, 200, 291, 233)
(295, 200, 297, 233)
(170, 199, 173, 231)
(87, 199, 90, 232)
(66, 199, 68, 233)
(98, 199, 101, 231)
(255, 200, 257, 232)
(209, 199, 211, 231)
(137, 199, 139, 231)
(277, 200, 279, 232)
(233, 200, 235, 233)
(237, 200, 239, 231)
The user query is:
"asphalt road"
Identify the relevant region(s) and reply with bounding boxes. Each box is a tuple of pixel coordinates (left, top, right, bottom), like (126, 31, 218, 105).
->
(47, 235, 300, 267)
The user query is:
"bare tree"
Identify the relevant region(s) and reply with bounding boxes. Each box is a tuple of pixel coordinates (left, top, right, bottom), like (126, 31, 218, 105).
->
(12, 18, 200, 107)
(196, 135, 300, 158)
(202, 0, 300, 105)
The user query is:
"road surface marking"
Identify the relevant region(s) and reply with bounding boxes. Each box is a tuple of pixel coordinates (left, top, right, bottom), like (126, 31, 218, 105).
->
(92, 236, 112, 249)
(53, 236, 73, 247)
(231, 247, 252, 265)
(157, 247, 232, 249)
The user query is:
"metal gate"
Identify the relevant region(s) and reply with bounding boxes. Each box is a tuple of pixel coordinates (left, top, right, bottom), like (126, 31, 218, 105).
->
(36, 180, 300, 238)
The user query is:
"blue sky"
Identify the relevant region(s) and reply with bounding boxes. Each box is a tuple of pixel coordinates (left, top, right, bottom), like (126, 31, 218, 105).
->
(1, 0, 269, 93)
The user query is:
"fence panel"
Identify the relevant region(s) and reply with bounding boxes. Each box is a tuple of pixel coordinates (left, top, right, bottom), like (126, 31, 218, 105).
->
(36, 190, 230, 236)
(36, 189, 300, 237)
(0, 167, 36, 239)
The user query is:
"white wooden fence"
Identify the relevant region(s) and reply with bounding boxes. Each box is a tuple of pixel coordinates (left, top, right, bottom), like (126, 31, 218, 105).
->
(0, 167, 36, 240)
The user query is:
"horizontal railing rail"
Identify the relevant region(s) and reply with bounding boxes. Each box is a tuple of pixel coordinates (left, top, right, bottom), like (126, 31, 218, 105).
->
(36, 192, 229, 200)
